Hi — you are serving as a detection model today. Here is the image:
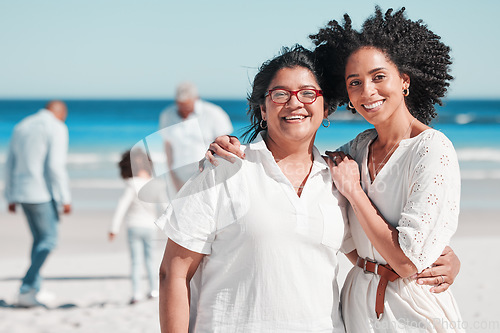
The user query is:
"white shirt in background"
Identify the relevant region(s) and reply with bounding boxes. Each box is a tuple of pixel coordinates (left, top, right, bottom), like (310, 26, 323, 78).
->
(110, 177, 163, 234)
(158, 99, 233, 183)
(157, 133, 349, 333)
(4, 109, 71, 205)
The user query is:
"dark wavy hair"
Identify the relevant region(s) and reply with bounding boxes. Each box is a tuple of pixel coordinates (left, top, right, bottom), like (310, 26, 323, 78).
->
(243, 44, 337, 142)
(310, 6, 453, 125)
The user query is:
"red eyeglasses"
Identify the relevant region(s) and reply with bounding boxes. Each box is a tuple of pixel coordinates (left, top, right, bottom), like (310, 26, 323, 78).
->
(265, 89, 323, 105)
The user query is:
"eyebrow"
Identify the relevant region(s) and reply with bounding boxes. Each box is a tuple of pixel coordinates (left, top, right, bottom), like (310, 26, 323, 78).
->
(346, 67, 387, 80)
(270, 84, 318, 90)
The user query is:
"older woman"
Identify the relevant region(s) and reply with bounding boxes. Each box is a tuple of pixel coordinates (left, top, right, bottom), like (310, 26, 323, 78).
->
(157, 45, 348, 332)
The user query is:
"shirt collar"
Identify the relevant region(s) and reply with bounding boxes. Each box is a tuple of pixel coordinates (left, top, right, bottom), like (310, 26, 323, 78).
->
(39, 108, 57, 120)
(249, 131, 329, 172)
(193, 99, 202, 116)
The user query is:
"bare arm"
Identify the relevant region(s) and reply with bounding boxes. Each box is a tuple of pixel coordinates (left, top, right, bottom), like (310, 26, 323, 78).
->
(326, 152, 417, 277)
(345, 249, 359, 265)
(159, 239, 205, 333)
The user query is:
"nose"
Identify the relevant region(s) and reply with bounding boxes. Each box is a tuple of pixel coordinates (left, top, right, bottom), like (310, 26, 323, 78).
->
(361, 81, 376, 98)
(286, 93, 304, 108)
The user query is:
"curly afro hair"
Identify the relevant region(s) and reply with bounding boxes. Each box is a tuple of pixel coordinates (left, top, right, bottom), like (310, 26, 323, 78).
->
(310, 6, 453, 125)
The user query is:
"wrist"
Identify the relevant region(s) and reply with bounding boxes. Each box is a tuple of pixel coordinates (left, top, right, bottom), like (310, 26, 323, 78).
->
(344, 184, 365, 202)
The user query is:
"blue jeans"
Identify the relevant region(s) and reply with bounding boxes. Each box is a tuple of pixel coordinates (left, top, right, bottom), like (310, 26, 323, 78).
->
(20, 201, 59, 293)
(127, 227, 157, 297)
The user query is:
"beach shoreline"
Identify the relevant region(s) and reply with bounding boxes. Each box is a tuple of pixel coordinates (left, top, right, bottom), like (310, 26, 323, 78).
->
(1, 179, 499, 332)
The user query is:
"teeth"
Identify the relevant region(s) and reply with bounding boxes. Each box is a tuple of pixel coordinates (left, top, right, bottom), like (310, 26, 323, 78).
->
(364, 101, 383, 109)
(284, 115, 305, 120)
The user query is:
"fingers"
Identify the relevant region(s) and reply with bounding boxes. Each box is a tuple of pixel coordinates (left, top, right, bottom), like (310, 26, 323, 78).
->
(416, 266, 452, 293)
(214, 135, 245, 159)
(416, 265, 447, 279)
(420, 275, 450, 293)
(429, 283, 450, 293)
(204, 148, 219, 167)
(205, 135, 244, 165)
(325, 151, 352, 165)
(325, 155, 337, 169)
(8, 203, 16, 213)
(227, 136, 245, 159)
(198, 157, 207, 172)
(325, 151, 341, 166)
(63, 204, 72, 214)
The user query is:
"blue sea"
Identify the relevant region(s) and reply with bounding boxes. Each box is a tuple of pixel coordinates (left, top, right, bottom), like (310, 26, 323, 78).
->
(1, 99, 500, 187)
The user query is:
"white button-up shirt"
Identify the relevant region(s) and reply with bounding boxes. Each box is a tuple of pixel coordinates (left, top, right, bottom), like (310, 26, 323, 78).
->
(157, 133, 348, 332)
(4, 109, 71, 205)
(158, 99, 233, 183)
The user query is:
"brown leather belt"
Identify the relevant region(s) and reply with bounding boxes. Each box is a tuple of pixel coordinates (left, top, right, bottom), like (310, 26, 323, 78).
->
(356, 257, 400, 319)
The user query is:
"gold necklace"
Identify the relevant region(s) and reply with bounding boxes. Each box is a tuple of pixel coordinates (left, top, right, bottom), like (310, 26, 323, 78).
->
(371, 117, 416, 177)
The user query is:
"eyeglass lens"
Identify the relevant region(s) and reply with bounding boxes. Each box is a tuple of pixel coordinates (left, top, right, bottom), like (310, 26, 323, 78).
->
(270, 89, 318, 104)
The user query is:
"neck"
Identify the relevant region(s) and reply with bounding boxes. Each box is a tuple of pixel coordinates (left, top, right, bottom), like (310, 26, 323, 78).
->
(263, 132, 315, 164)
(373, 111, 415, 147)
(136, 170, 151, 179)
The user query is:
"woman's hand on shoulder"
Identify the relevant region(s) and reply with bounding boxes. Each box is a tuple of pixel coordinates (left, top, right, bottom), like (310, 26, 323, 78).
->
(199, 135, 245, 171)
(325, 151, 363, 200)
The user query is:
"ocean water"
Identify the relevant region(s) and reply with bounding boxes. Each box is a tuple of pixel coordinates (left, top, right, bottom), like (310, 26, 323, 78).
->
(1, 99, 500, 187)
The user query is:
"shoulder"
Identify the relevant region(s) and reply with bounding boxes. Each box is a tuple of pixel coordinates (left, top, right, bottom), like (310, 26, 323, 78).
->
(159, 105, 181, 127)
(187, 149, 247, 193)
(408, 129, 459, 175)
(198, 100, 227, 115)
(339, 128, 376, 155)
(411, 129, 456, 157)
(352, 128, 377, 146)
(160, 104, 177, 117)
(49, 117, 68, 136)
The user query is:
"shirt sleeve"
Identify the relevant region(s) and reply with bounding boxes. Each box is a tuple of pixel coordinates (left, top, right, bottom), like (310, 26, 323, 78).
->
(156, 156, 246, 254)
(397, 131, 461, 272)
(207, 102, 233, 138)
(47, 123, 71, 205)
(339, 204, 355, 254)
(109, 183, 135, 234)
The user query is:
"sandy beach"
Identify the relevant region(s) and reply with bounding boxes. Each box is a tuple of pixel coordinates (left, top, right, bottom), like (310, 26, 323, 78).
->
(1, 179, 499, 333)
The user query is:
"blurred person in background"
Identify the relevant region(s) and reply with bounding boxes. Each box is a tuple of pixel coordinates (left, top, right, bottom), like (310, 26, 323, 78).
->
(109, 148, 163, 305)
(4, 100, 71, 308)
(159, 82, 233, 194)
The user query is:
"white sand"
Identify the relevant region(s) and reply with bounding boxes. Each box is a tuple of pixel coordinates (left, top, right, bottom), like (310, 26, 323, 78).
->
(1, 181, 499, 333)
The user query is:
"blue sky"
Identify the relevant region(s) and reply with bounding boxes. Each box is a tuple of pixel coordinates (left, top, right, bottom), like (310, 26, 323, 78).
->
(1, 0, 499, 99)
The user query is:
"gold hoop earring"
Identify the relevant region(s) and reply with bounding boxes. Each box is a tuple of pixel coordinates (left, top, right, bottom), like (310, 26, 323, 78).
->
(403, 88, 409, 96)
(348, 101, 355, 109)
(322, 118, 330, 128)
(260, 119, 267, 129)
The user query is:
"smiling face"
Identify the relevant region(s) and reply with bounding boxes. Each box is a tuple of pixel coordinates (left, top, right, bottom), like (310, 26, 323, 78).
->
(345, 47, 410, 125)
(261, 66, 327, 148)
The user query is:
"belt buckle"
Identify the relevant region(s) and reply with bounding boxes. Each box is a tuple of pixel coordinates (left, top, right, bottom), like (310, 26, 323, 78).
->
(363, 257, 379, 275)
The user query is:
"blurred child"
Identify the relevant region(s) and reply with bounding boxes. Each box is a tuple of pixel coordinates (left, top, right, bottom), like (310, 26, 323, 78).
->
(109, 149, 160, 304)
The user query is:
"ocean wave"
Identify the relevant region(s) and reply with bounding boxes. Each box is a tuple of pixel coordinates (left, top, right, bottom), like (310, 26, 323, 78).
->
(456, 148, 500, 162)
(67, 153, 121, 165)
(460, 170, 500, 180)
(70, 179, 123, 188)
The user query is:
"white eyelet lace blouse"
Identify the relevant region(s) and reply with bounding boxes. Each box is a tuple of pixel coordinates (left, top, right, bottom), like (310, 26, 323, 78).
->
(338, 128, 464, 332)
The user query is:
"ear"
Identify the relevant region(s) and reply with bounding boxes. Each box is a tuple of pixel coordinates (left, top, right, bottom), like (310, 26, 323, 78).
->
(401, 73, 410, 89)
(260, 104, 266, 120)
(323, 107, 329, 119)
